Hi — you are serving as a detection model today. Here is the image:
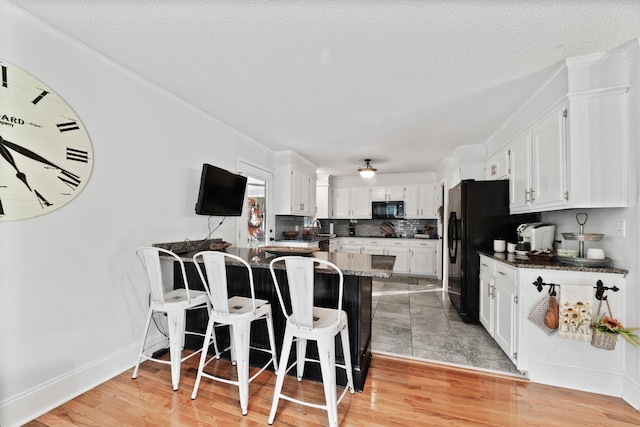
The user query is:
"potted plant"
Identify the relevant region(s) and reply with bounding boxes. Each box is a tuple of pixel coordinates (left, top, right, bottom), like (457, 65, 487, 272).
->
(591, 315, 640, 350)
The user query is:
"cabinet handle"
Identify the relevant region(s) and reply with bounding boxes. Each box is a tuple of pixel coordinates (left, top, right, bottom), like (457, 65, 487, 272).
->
(530, 188, 535, 201)
(524, 189, 530, 202)
(498, 270, 507, 276)
(481, 263, 488, 268)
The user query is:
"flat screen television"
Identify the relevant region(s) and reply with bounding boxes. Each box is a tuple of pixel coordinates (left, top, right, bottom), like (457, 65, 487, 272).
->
(195, 163, 247, 216)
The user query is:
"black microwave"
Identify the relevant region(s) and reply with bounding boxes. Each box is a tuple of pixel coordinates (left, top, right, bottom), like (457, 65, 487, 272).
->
(372, 201, 405, 219)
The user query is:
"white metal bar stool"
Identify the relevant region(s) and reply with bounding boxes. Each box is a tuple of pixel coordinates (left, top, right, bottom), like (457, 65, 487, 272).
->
(132, 247, 213, 391)
(191, 251, 278, 415)
(268, 256, 354, 427)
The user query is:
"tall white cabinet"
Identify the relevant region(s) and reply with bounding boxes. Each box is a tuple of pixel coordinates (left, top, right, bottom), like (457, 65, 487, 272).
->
(275, 150, 317, 216)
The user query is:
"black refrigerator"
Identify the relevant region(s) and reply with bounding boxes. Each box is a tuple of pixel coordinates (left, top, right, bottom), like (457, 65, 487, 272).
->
(446, 180, 538, 323)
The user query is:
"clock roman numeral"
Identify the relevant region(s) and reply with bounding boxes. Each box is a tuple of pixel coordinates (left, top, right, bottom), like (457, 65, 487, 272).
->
(32, 90, 49, 105)
(1, 65, 7, 88)
(58, 170, 81, 189)
(66, 147, 89, 163)
(57, 121, 80, 132)
(35, 190, 52, 208)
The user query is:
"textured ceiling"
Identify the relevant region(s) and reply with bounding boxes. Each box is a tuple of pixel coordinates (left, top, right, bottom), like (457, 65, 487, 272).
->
(7, 0, 640, 177)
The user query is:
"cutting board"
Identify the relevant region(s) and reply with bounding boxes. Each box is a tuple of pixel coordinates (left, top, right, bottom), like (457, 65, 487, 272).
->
(380, 222, 395, 236)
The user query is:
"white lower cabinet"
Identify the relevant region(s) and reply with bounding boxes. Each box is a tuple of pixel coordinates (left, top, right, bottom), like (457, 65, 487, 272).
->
(385, 240, 410, 274)
(362, 239, 385, 255)
(338, 238, 437, 276)
(479, 255, 518, 364)
(409, 240, 437, 276)
(340, 238, 363, 254)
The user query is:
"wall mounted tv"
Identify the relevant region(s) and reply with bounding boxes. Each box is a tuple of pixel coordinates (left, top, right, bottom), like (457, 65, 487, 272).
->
(195, 163, 247, 216)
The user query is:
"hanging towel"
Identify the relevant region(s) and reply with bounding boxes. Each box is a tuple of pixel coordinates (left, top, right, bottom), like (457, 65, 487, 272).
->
(558, 284, 593, 340)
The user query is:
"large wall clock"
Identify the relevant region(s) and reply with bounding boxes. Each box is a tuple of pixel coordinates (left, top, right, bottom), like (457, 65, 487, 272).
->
(0, 59, 93, 221)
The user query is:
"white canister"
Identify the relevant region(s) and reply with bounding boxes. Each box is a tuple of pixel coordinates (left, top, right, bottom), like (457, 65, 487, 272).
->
(493, 239, 506, 253)
(507, 242, 516, 253)
(586, 248, 605, 259)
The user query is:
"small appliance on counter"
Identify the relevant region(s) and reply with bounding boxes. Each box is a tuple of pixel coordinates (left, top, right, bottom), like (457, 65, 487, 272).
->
(349, 221, 357, 236)
(517, 222, 556, 251)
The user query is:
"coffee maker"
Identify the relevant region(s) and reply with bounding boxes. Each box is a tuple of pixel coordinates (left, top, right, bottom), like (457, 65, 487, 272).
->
(517, 223, 556, 250)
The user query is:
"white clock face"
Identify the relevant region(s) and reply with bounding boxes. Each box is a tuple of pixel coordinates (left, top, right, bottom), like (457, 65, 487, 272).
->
(0, 59, 93, 221)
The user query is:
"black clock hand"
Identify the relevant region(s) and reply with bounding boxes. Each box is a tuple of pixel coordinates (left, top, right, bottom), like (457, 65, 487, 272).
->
(0, 135, 65, 172)
(0, 140, 32, 191)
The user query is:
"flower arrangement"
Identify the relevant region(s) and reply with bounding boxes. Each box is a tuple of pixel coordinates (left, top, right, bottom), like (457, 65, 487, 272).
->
(591, 316, 640, 347)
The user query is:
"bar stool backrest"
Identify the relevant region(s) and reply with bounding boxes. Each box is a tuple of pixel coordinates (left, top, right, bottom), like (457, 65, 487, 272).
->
(193, 251, 257, 315)
(270, 256, 344, 329)
(137, 247, 191, 305)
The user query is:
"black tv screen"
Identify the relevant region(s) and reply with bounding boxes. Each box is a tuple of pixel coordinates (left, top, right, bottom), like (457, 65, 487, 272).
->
(195, 164, 247, 216)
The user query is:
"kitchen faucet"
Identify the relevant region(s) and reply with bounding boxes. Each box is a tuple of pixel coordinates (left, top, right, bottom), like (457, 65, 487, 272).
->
(312, 219, 322, 238)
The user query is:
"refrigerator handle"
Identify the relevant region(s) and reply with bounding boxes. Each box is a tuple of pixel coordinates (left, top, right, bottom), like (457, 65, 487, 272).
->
(447, 211, 458, 263)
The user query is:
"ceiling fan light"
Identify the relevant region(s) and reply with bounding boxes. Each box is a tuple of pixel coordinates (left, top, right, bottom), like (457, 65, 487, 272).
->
(358, 159, 377, 178)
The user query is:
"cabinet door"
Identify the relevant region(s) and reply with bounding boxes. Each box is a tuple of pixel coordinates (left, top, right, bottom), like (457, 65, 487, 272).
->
(386, 243, 410, 274)
(410, 244, 436, 275)
(362, 240, 385, 255)
(479, 269, 494, 334)
(333, 188, 351, 218)
(493, 277, 517, 363)
(486, 148, 510, 180)
(509, 132, 531, 213)
(530, 107, 567, 210)
(290, 170, 302, 214)
(419, 184, 437, 218)
(351, 187, 372, 218)
(404, 185, 420, 218)
(387, 185, 405, 201)
(370, 187, 388, 202)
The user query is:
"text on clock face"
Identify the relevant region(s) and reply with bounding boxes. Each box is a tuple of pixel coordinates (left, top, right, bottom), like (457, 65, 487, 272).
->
(0, 115, 25, 126)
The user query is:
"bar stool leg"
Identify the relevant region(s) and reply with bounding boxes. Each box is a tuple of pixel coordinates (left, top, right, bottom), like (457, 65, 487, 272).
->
(232, 321, 251, 415)
(132, 307, 153, 380)
(265, 310, 279, 372)
(166, 309, 183, 391)
(268, 328, 294, 425)
(296, 338, 308, 380)
(340, 325, 355, 393)
(317, 336, 338, 427)
(191, 314, 217, 399)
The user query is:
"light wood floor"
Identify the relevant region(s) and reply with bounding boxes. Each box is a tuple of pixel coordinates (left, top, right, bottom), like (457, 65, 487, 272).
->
(27, 352, 640, 426)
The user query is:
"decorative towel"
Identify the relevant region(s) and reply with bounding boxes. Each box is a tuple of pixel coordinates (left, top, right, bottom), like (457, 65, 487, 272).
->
(558, 285, 593, 340)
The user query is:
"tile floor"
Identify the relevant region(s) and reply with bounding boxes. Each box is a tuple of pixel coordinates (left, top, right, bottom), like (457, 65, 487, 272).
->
(371, 275, 523, 376)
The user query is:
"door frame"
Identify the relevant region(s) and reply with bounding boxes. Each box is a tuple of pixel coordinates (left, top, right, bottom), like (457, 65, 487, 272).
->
(236, 158, 275, 248)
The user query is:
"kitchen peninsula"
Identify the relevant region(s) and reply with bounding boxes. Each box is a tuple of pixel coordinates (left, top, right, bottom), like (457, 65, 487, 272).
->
(153, 240, 395, 391)
(478, 251, 628, 397)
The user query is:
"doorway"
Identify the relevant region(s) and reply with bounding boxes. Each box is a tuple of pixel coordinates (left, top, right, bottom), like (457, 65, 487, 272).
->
(236, 160, 274, 248)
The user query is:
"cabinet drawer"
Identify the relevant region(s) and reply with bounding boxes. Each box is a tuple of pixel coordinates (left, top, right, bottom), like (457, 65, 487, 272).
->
(479, 256, 495, 274)
(494, 263, 516, 284)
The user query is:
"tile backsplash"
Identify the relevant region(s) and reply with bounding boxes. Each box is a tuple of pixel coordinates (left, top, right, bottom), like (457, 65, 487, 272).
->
(275, 215, 437, 239)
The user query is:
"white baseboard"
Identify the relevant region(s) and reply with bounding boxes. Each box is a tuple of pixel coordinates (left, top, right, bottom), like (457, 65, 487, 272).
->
(527, 360, 623, 397)
(0, 334, 168, 427)
(623, 375, 640, 410)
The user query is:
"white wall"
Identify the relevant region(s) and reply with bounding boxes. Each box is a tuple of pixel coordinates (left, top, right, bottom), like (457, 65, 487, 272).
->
(0, 4, 274, 426)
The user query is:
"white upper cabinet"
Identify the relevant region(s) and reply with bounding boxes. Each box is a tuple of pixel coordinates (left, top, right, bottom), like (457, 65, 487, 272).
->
(275, 150, 317, 216)
(405, 184, 437, 218)
(509, 104, 568, 213)
(371, 185, 405, 201)
(485, 146, 510, 180)
(332, 187, 371, 218)
(489, 51, 630, 213)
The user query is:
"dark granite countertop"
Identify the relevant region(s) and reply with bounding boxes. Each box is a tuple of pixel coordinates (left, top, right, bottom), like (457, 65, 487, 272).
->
(479, 250, 628, 276)
(153, 240, 395, 278)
